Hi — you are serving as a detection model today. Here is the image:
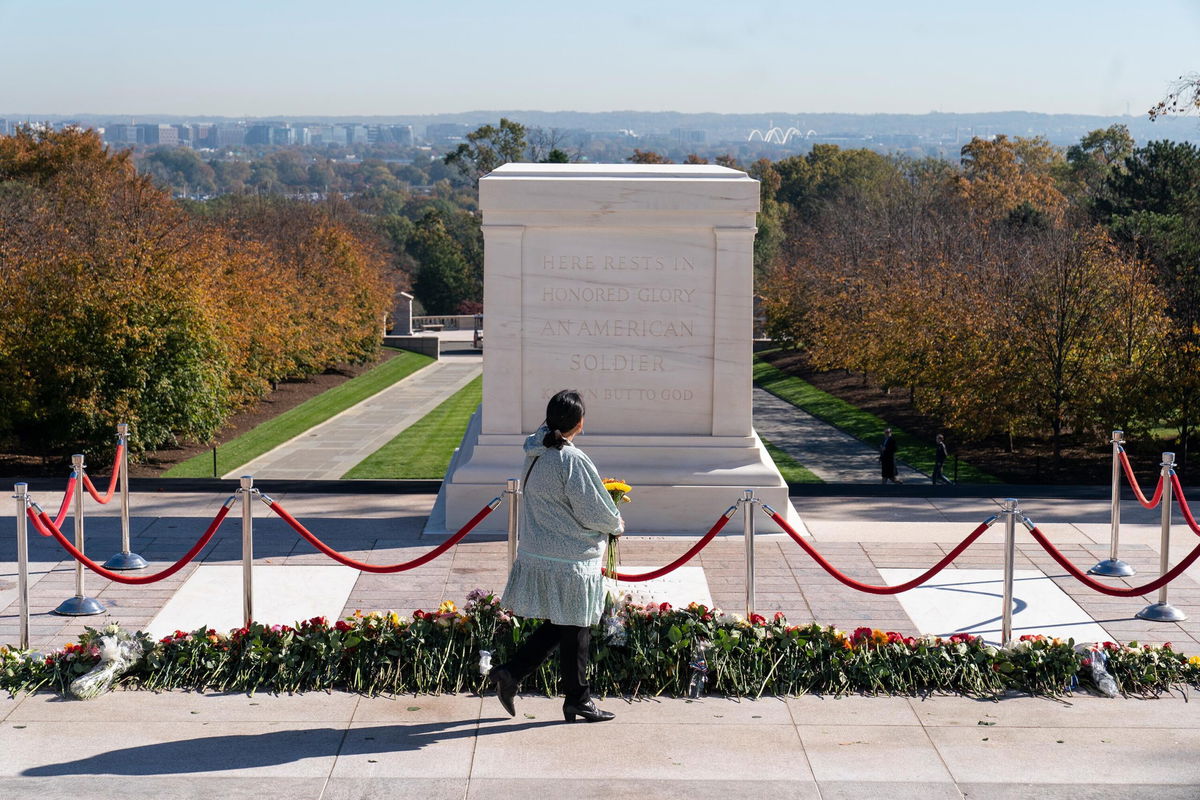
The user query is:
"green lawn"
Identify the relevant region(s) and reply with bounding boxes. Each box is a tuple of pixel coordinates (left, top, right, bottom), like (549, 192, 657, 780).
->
(165, 349, 435, 478)
(753, 357, 1001, 484)
(761, 437, 824, 484)
(343, 375, 482, 479)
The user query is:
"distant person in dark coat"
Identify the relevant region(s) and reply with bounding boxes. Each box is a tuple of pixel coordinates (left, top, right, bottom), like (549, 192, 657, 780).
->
(932, 434, 951, 485)
(880, 427, 901, 484)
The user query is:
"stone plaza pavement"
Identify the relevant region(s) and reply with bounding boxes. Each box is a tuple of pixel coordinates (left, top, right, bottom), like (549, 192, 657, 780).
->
(3, 687, 1199, 798)
(3, 489, 1200, 796)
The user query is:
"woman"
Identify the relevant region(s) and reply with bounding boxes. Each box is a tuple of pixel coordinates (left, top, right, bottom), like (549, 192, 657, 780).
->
(489, 389, 624, 723)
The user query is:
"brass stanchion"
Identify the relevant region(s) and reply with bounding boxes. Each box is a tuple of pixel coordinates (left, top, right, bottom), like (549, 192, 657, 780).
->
(239, 475, 257, 627)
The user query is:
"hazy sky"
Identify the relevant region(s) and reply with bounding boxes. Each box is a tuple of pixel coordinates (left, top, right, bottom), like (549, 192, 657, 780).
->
(2, 0, 1198, 117)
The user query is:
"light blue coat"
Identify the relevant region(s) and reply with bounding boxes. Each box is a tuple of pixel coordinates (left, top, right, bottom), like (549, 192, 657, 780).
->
(500, 426, 622, 627)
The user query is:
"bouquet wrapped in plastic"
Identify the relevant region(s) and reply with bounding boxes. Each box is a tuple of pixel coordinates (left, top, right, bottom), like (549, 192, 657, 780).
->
(69, 624, 148, 701)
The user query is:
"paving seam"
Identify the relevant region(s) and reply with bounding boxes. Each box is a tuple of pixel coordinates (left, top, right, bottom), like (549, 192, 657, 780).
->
(317, 691, 361, 800)
(464, 692, 484, 797)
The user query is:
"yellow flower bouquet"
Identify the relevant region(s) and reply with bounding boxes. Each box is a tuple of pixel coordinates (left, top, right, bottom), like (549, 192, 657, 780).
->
(601, 478, 632, 578)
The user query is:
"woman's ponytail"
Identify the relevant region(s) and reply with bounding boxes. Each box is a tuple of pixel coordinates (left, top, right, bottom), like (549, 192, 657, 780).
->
(543, 390, 585, 451)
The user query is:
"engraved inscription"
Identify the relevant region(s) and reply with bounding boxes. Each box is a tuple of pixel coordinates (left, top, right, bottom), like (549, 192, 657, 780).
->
(543, 254, 694, 271)
(539, 319, 694, 337)
(522, 239, 714, 433)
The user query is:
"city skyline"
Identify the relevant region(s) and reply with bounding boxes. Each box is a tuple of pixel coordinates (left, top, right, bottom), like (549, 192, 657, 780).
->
(2, 0, 1198, 118)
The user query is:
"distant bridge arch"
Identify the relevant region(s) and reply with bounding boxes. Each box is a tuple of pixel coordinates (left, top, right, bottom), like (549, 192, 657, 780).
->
(746, 126, 811, 145)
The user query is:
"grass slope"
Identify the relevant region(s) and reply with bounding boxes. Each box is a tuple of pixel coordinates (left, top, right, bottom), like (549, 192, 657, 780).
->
(753, 357, 1000, 484)
(761, 437, 824, 484)
(165, 350, 435, 478)
(343, 375, 482, 479)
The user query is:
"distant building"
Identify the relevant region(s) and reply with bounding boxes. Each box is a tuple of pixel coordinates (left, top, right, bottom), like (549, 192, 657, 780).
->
(173, 123, 215, 147)
(308, 125, 348, 146)
(212, 125, 246, 147)
(106, 124, 142, 145)
(137, 124, 178, 146)
(245, 125, 270, 146)
(342, 124, 370, 145)
(371, 124, 414, 147)
(269, 125, 295, 146)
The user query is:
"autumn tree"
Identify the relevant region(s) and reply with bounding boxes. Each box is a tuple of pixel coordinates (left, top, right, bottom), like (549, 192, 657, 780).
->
(955, 135, 1066, 222)
(408, 210, 475, 315)
(626, 149, 671, 164)
(443, 118, 528, 184)
(1064, 125, 1133, 210)
(0, 128, 392, 456)
(1098, 140, 1200, 464)
(141, 147, 216, 195)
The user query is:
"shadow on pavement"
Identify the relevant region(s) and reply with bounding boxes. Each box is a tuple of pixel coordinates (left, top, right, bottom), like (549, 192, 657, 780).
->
(22, 717, 555, 776)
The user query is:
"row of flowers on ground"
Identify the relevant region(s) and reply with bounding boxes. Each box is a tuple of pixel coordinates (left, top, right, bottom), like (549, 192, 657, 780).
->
(2, 590, 1198, 699)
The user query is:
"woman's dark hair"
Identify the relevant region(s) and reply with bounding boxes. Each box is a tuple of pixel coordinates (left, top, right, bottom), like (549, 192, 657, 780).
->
(543, 389, 585, 450)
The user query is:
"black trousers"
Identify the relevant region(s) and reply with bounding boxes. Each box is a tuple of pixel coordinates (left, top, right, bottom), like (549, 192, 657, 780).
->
(500, 621, 591, 705)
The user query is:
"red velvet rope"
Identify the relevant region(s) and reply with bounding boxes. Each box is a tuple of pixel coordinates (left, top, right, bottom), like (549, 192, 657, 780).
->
(603, 507, 736, 582)
(266, 497, 498, 573)
(1029, 524, 1200, 597)
(766, 508, 993, 595)
(1170, 473, 1200, 536)
(1118, 449, 1164, 509)
(81, 444, 123, 504)
(40, 474, 78, 535)
(29, 501, 232, 585)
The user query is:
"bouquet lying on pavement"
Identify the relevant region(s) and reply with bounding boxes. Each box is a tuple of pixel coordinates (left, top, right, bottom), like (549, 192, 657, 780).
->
(70, 624, 149, 700)
(602, 479, 632, 578)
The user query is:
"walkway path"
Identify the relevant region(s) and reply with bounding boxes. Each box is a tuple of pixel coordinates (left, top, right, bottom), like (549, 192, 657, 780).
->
(227, 352, 481, 480)
(753, 387, 927, 483)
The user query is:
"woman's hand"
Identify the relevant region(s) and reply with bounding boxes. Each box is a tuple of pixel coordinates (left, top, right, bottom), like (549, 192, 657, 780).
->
(615, 516, 625, 536)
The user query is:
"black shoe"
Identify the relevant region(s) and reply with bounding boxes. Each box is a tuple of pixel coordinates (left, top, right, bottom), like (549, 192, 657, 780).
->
(490, 667, 518, 717)
(563, 699, 615, 723)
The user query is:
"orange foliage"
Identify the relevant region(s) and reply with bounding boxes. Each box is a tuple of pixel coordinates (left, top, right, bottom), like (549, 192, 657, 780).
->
(0, 127, 391, 455)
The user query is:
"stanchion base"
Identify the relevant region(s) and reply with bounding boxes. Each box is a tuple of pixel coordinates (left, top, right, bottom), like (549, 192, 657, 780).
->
(1136, 602, 1187, 622)
(1088, 559, 1136, 578)
(53, 596, 106, 616)
(102, 551, 149, 570)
